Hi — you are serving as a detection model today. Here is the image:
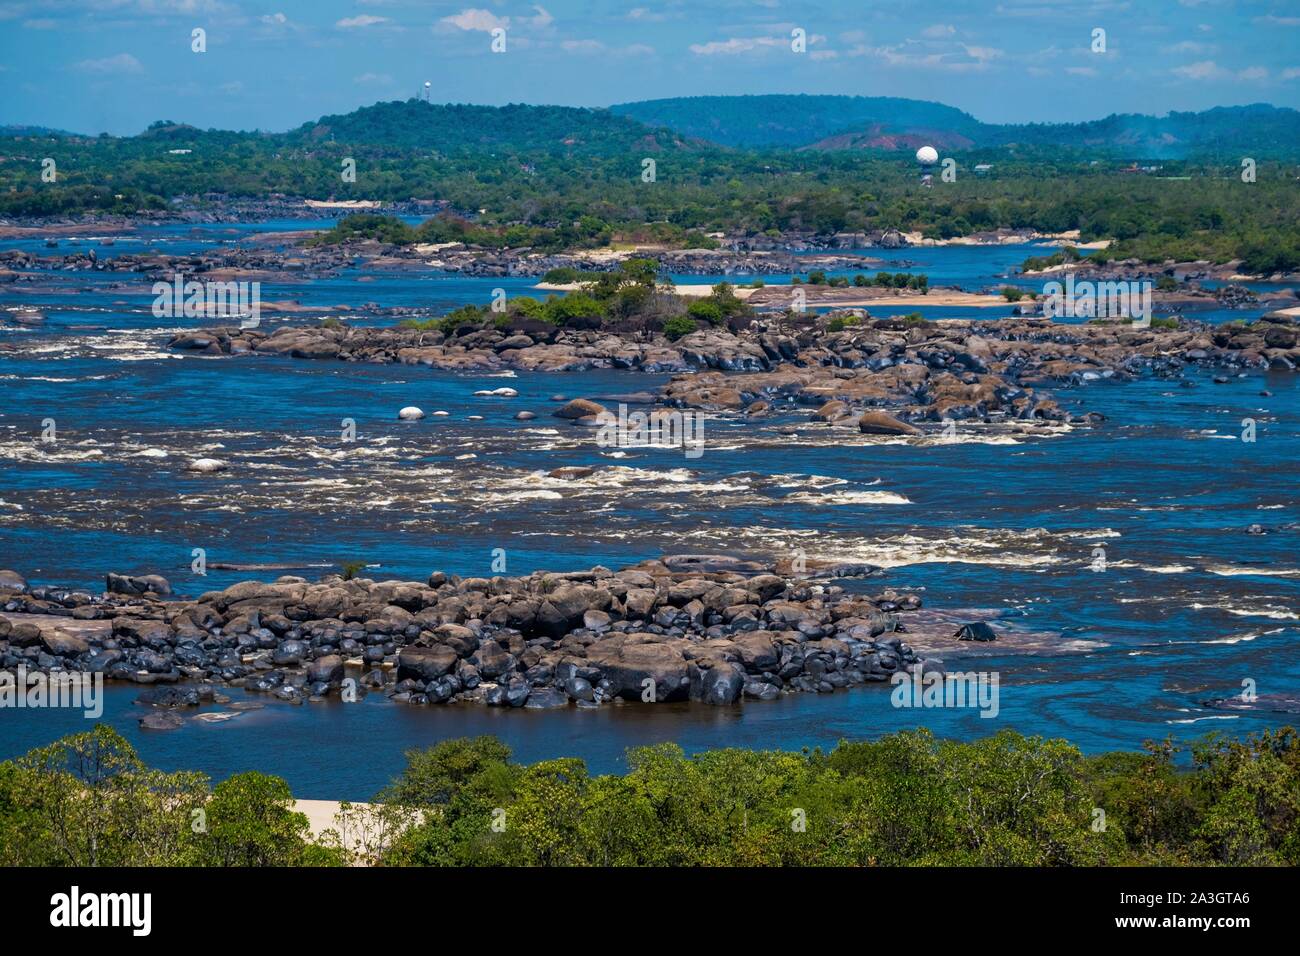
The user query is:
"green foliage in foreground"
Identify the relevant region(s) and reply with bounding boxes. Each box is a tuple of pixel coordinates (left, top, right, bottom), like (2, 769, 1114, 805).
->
(2, 725, 1297, 867)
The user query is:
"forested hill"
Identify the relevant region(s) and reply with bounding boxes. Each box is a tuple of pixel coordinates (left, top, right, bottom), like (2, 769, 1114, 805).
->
(611, 95, 1300, 158)
(983, 104, 1300, 158)
(611, 94, 985, 148)
(289, 100, 696, 155)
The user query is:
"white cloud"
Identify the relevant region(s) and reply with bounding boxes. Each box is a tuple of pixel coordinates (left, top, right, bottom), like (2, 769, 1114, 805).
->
(441, 8, 508, 32)
(1238, 66, 1268, 81)
(962, 44, 1002, 63)
(1065, 66, 1097, 76)
(854, 41, 1003, 72)
(1282, 67, 1300, 80)
(74, 53, 143, 75)
(921, 24, 955, 38)
(1162, 40, 1214, 54)
(1172, 60, 1226, 80)
(690, 36, 783, 55)
(260, 13, 287, 26)
(337, 15, 389, 29)
(354, 72, 394, 85)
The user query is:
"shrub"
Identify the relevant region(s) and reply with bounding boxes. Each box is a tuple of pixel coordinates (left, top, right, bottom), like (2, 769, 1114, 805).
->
(681, 230, 720, 250)
(663, 316, 697, 340)
(542, 267, 582, 284)
(687, 299, 724, 326)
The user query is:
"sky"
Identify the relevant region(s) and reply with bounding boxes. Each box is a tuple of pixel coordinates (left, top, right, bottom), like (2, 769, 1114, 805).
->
(1, 0, 1299, 136)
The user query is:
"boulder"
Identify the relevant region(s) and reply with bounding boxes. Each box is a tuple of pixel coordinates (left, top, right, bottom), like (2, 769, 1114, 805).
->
(397, 645, 459, 682)
(522, 687, 568, 709)
(306, 654, 345, 685)
(954, 622, 998, 642)
(733, 632, 779, 672)
(589, 641, 690, 702)
(139, 712, 185, 731)
(553, 398, 608, 420)
(136, 687, 200, 708)
(0, 570, 27, 593)
(186, 458, 228, 473)
(40, 630, 90, 657)
(537, 584, 610, 637)
(272, 639, 309, 665)
(563, 676, 596, 702)
(106, 572, 172, 597)
(690, 661, 745, 705)
(857, 411, 921, 436)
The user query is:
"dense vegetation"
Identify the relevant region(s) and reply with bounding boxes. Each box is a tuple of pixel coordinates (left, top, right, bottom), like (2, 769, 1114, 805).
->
(2, 99, 1298, 271)
(394, 258, 751, 336)
(2, 724, 1296, 867)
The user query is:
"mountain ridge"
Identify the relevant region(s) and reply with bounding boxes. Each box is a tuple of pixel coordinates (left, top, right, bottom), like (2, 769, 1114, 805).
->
(611, 95, 1300, 158)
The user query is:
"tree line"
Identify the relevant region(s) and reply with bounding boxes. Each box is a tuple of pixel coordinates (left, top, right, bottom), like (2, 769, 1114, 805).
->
(2, 724, 1296, 867)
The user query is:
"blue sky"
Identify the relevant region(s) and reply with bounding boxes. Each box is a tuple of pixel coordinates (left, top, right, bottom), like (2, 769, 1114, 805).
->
(2, 0, 1299, 135)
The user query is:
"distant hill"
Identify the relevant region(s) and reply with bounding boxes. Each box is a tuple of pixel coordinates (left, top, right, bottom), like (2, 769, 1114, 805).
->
(611, 95, 1300, 158)
(0, 124, 77, 138)
(7, 97, 1296, 160)
(984, 104, 1300, 158)
(289, 99, 695, 156)
(611, 94, 985, 149)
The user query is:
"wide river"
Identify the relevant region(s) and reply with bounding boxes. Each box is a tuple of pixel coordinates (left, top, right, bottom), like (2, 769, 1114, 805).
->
(1, 221, 1297, 798)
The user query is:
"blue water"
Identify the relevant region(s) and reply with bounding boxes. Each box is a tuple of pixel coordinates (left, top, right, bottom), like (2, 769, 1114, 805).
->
(1, 223, 1297, 797)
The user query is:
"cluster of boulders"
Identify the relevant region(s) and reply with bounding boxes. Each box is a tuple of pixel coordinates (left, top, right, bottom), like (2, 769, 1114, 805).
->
(170, 312, 1300, 381)
(0, 558, 937, 713)
(170, 321, 701, 373)
(0, 244, 354, 281)
(654, 313, 1300, 426)
(165, 313, 1300, 432)
(429, 247, 882, 278)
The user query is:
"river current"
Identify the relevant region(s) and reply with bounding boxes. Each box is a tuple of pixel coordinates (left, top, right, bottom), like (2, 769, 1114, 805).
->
(1, 222, 1296, 798)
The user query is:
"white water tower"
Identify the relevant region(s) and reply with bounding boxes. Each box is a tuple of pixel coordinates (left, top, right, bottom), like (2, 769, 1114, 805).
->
(915, 145, 938, 187)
